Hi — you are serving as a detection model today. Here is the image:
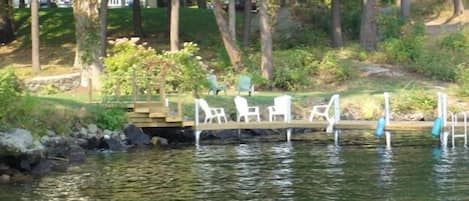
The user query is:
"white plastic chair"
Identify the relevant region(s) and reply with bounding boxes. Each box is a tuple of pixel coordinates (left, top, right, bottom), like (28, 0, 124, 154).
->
(234, 96, 260, 122)
(309, 94, 339, 123)
(267, 95, 291, 122)
(196, 99, 227, 124)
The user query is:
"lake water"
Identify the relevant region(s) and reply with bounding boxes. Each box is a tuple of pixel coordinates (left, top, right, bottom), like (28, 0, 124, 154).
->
(1, 136, 469, 200)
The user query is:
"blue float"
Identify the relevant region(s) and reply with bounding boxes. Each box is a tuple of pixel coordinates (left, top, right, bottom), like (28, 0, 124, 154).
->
(431, 117, 442, 138)
(375, 117, 386, 138)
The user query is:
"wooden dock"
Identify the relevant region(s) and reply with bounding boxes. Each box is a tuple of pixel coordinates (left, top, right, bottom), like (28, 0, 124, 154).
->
(122, 101, 439, 131)
(194, 120, 434, 131)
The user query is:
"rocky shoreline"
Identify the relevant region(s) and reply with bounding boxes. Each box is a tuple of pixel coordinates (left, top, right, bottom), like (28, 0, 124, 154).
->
(0, 124, 169, 184)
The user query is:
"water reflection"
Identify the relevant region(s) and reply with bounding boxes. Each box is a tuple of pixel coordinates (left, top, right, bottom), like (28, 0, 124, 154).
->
(3, 143, 469, 200)
(270, 143, 294, 200)
(376, 146, 394, 198)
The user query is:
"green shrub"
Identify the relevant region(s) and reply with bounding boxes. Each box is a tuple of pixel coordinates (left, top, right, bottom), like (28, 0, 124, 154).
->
(456, 63, 469, 96)
(0, 69, 23, 120)
(377, 9, 405, 40)
(95, 107, 127, 130)
(102, 38, 162, 97)
(411, 50, 457, 81)
(163, 42, 209, 94)
(272, 49, 319, 90)
(440, 30, 469, 52)
(394, 89, 436, 114)
(245, 48, 352, 90)
(103, 39, 208, 99)
(379, 22, 425, 64)
(317, 52, 351, 84)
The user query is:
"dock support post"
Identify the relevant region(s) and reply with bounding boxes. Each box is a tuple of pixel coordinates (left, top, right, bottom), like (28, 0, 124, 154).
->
(384, 92, 391, 149)
(385, 131, 391, 150)
(438, 92, 448, 148)
(194, 99, 201, 146)
(334, 130, 340, 146)
(195, 130, 201, 147)
(286, 95, 292, 142)
(287, 129, 292, 142)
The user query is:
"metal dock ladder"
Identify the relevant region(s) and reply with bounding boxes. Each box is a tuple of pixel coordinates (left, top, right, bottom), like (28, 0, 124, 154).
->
(450, 112, 468, 147)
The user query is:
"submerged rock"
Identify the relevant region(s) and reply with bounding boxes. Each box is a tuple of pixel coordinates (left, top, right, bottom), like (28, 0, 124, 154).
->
(124, 124, 151, 146)
(100, 138, 126, 151)
(151, 136, 168, 146)
(31, 159, 53, 176)
(0, 174, 10, 183)
(68, 144, 86, 163)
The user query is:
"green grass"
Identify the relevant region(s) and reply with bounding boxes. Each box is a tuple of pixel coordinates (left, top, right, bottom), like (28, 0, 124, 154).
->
(13, 8, 222, 48)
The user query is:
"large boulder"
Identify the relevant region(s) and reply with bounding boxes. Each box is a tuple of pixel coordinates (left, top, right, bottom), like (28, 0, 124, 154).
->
(0, 129, 44, 156)
(123, 124, 151, 146)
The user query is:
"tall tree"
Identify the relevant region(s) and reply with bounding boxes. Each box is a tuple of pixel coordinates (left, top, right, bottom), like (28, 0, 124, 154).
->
(360, 0, 378, 51)
(228, 0, 236, 41)
(19, 0, 25, 8)
(453, 0, 465, 17)
(133, 0, 143, 36)
(99, 0, 108, 58)
(170, 0, 179, 51)
(400, 0, 410, 20)
(259, 0, 273, 81)
(197, 0, 206, 8)
(242, 0, 252, 48)
(73, 0, 103, 88)
(31, 0, 40, 73)
(331, 0, 343, 48)
(213, 0, 242, 71)
(0, 0, 14, 44)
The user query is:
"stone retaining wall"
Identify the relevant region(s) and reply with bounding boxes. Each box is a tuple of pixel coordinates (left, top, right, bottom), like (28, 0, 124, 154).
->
(25, 73, 81, 92)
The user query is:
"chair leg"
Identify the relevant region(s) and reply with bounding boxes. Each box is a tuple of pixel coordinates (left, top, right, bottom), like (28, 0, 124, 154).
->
(257, 114, 260, 122)
(237, 116, 240, 123)
(269, 114, 272, 122)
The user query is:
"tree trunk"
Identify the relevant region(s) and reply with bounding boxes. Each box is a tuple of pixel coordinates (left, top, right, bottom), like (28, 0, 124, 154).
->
(228, 0, 236, 41)
(453, 0, 465, 16)
(0, 0, 14, 44)
(99, 0, 108, 58)
(400, 0, 410, 20)
(331, 0, 343, 48)
(133, 0, 143, 36)
(213, 0, 242, 71)
(170, 0, 179, 51)
(259, 0, 273, 81)
(242, 0, 252, 48)
(73, 0, 103, 88)
(31, 0, 40, 73)
(19, 0, 25, 8)
(197, 0, 206, 8)
(360, 0, 378, 51)
(167, 0, 171, 35)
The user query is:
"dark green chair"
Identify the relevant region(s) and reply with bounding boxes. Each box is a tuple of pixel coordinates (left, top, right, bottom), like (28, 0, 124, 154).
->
(207, 74, 226, 95)
(237, 75, 254, 96)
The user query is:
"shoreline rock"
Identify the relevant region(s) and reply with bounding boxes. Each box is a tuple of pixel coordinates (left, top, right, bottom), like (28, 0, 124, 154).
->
(0, 124, 169, 183)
